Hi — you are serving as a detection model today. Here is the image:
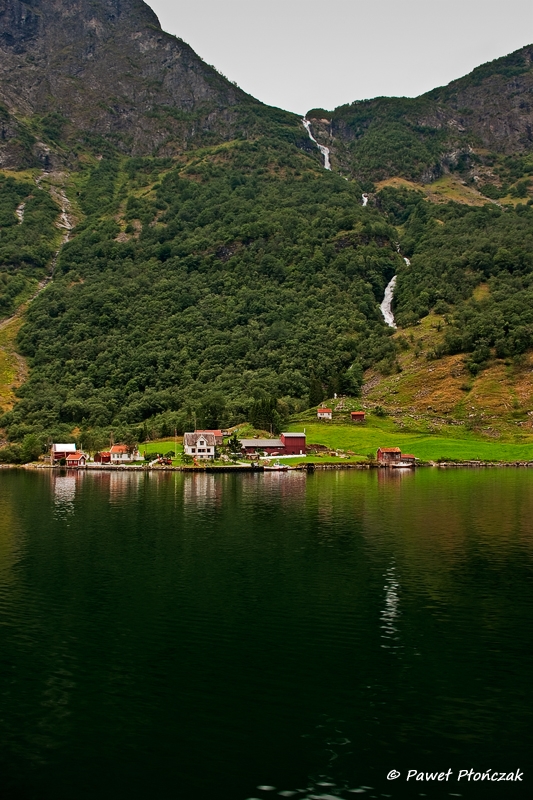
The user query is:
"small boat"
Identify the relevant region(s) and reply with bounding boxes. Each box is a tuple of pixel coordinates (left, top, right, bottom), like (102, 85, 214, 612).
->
(264, 461, 289, 471)
(391, 461, 415, 469)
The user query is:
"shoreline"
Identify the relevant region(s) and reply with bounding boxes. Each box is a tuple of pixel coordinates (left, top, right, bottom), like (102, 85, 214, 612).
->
(4, 460, 533, 473)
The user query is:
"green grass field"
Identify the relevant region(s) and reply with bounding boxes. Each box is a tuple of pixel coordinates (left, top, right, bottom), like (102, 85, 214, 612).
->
(287, 420, 533, 462)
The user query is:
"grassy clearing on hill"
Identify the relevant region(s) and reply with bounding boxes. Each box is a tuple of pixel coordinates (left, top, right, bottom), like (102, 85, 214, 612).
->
(287, 419, 533, 462)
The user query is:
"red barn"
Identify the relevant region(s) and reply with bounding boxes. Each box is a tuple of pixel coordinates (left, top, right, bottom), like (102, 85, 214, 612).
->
(280, 432, 306, 455)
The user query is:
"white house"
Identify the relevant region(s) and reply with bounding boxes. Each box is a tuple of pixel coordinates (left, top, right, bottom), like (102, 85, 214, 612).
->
(109, 444, 140, 463)
(183, 432, 216, 460)
(317, 407, 332, 420)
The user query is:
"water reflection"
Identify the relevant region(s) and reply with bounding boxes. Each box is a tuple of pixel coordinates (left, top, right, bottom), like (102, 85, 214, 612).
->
(183, 473, 218, 506)
(53, 474, 77, 516)
(380, 562, 400, 651)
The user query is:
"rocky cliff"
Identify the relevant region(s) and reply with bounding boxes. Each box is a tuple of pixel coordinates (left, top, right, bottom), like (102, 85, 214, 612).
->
(0, 0, 272, 167)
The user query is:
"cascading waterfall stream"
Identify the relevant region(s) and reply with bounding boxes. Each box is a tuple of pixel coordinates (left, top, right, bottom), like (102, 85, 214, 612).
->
(302, 118, 331, 170)
(380, 276, 397, 328)
(302, 117, 404, 327)
(380, 248, 410, 327)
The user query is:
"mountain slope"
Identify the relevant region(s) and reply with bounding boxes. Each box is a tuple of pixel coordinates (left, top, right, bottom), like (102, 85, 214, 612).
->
(0, 0, 303, 169)
(307, 44, 533, 187)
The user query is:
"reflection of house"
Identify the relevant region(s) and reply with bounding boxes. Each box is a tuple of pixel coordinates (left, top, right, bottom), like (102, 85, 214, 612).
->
(377, 447, 402, 464)
(317, 408, 332, 420)
(51, 443, 76, 463)
(65, 451, 87, 467)
(196, 429, 224, 446)
(184, 432, 216, 459)
(110, 444, 140, 463)
(351, 411, 365, 422)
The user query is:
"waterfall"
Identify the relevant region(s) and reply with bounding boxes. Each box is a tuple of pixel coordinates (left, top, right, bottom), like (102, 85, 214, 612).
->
(362, 193, 369, 207)
(302, 118, 331, 170)
(380, 275, 397, 328)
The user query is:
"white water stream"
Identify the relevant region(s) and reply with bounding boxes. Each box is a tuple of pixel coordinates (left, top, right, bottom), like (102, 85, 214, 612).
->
(302, 118, 331, 170)
(380, 275, 397, 328)
(15, 202, 25, 224)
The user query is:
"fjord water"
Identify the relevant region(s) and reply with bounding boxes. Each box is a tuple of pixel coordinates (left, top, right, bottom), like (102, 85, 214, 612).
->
(0, 469, 531, 800)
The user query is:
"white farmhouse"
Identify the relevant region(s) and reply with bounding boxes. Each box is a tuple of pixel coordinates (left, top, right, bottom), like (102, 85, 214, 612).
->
(109, 444, 141, 463)
(183, 432, 216, 460)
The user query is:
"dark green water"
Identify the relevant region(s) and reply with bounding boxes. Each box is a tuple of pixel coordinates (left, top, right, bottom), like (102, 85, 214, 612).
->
(0, 468, 531, 800)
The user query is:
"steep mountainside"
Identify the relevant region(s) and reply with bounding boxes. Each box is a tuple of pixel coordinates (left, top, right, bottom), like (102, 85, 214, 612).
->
(1, 2, 533, 454)
(0, 0, 303, 170)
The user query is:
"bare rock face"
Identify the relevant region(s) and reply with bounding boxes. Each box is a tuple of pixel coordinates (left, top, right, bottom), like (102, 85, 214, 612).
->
(0, 0, 252, 164)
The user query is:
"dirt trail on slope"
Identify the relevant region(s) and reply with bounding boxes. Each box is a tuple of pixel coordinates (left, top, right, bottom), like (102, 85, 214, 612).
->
(0, 172, 75, 412)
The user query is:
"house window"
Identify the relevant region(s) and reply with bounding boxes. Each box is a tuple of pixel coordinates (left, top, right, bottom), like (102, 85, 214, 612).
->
(198, 448, 205, 453)
(191, 448, 196, 453)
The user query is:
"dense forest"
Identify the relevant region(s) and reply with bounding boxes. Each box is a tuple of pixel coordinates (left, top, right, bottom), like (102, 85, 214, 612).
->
(1, 140, 402, 446)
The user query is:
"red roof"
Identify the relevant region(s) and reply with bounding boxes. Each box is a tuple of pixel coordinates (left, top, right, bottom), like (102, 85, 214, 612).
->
(402, 454, 416, 459)
(110, 444, 129, 453)
(66, 451, 84, 461)
(378, 447, 401, 452)
(351, 411, 365, 415)
(196, 429, 222, 436)
(318, 408, 332, 413)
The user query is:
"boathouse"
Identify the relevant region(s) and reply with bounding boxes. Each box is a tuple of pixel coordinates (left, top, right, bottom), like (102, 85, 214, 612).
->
(376, 447, 402, 464)
(65, 451, 87, 467)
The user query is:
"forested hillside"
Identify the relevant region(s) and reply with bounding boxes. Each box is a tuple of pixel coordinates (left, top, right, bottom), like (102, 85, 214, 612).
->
(1, 0, 533, 457)
(2, 141, 401, 442)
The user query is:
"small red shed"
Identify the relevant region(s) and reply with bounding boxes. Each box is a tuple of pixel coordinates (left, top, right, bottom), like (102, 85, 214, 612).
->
(351, 411, 365, 422)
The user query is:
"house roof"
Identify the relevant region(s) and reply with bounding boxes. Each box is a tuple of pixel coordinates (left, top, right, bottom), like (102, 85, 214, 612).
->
(240, 439, 283, 449)
(378, 447, 401, 452)
(196, 429, 222, 436)
(318, 408, 332, 413)
(110, 444, 130, 453)
(402, 454, 416, 458)
(184, 432, 216, 446)
(52, 443, 76, 453)
(281, 432, 306, 438)
(351, 410, 365, 415)
(66, 451, 84, 461)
